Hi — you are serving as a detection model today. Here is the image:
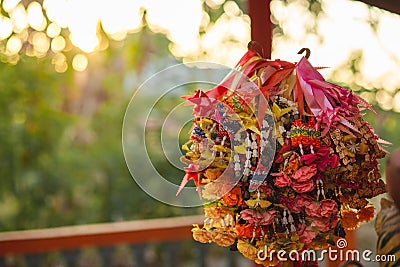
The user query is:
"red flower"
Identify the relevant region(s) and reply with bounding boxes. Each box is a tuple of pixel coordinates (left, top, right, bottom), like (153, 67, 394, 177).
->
(301, 153, 317, 165)
(301, 147, 339, 171)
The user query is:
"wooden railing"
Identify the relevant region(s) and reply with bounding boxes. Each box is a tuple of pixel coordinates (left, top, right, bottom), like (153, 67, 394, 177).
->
(0, 215, 357, 267)
(0, 215, 253, 267)
(0, 215, 204, 255)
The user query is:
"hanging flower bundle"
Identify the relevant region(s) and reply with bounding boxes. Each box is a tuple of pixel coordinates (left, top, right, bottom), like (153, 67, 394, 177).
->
(177, 48, 386, 266)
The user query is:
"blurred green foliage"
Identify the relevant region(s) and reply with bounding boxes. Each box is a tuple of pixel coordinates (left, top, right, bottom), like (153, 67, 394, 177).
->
(0, 30, 197, 231)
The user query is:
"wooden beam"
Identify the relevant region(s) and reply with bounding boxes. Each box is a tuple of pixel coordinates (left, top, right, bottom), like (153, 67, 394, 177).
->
(248, 0, 272, 59)
(0, 215, 204, 255)
(356, 0, 400, 15)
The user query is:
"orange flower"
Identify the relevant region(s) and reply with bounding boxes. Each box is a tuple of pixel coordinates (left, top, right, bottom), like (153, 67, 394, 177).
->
(204, 168, 222, 181)
(357, 204, 374, 223)
(212, 228, 237, 247)
(222, 187, 243, 206)
(204, 206, 231, 219)
(341, 209, 360, 230)
(236, 223, 261, 239)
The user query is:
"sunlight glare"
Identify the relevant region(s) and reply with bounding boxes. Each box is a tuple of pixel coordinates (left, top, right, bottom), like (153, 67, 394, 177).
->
(70, 31, 98, 53)
(100, 0, 144, 37)
(271, 0, 400, 93)
(43, 0, 69, 28)
(146, 0, 202, 54)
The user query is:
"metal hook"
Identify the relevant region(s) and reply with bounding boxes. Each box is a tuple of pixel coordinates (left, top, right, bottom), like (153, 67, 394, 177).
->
(297, 48, 311, 59)
(247, 41, 264, 58)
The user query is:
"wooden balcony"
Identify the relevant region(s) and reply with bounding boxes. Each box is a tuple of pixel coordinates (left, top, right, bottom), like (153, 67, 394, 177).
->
(0, 215, 204, 255)
(0, 215, 254, 267)
(0, 215, 357, 267)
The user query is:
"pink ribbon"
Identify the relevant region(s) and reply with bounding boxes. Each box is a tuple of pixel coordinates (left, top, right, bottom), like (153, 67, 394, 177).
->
(295, 57, 374, 136)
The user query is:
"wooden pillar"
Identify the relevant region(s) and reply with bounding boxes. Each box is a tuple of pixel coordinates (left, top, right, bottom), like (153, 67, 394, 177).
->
(247, 1, 271, 264)
(248, 0, 272, 59)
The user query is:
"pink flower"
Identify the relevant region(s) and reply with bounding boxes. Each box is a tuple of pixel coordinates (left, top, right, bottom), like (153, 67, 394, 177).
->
(272, 172, 291, 187)
(240, 209, 259, 224)
(240, 209, 277, 225)
(311, 216, 338, 232)
(292, 194, 314, 213)
(311, 217, 331, 232)
(260, 209, 277, 225)
(292, 179, 315, 193)
(292, 165, 317, 182)
(298, 224, 317, 244)
(305, 201, 321, 217)
(320, 199, 338, 217)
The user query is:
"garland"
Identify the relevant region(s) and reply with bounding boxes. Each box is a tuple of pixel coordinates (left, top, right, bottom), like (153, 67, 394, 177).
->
(178, 48, 386, 266)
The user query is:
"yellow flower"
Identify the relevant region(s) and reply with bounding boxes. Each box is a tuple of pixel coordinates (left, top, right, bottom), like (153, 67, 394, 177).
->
(237, 240, 258, 260)
(213, 228, 237, 247)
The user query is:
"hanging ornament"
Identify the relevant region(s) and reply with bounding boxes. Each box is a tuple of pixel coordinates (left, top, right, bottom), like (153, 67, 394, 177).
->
(177, 46, 387, 266)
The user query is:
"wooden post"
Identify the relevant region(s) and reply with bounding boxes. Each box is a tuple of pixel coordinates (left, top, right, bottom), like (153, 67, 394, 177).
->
(248, 0, 272, 59)
(248, 2, 272, 265)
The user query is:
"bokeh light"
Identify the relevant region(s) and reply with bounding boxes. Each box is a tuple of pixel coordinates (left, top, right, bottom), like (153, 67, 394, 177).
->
(51, 35, 66, 52)
(72, 53, 88, 72)
(27, 1, 46, 31)
(6, 35, 22, 54)
(47, 22, 61, 38)
(52, 52, 68, 73)
(10, 3, 28, 33)
(0, 17, 13, 40)
(0, 0, 399, 112)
